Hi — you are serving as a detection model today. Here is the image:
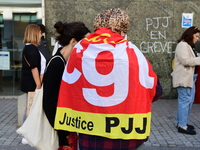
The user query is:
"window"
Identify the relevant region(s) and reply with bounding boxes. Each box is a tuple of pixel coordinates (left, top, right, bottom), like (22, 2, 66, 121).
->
(13, 13, 37, 38)
(0, 9, 42, 95)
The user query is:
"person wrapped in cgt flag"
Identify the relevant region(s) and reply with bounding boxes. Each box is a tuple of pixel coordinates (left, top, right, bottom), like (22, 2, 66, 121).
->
(55, 8, 161, 150)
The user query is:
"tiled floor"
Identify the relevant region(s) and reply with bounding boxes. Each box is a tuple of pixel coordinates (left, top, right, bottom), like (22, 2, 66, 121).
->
(0, 98, 200, 150)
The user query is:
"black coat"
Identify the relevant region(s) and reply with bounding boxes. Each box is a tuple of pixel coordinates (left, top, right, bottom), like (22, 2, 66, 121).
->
(43, 50, 66, 127)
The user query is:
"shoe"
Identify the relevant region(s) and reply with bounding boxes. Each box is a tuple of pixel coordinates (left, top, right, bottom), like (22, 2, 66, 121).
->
(178, 127, 196, 135)
(21, 138, 29, 145)
(187, 124, 195, 130)
(57, 146, 72, 150)
(176, 123, 195, 130)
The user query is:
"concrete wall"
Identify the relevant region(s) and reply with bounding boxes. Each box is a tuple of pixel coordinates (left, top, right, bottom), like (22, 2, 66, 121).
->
(44, 0, 200, 99)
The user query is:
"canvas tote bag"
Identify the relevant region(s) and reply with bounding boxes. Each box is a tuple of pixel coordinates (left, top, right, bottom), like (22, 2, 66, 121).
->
(16, 56, 66, 150)
(16, 85, 59, 150)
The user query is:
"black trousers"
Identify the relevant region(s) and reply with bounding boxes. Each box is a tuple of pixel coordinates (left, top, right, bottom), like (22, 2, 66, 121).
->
(57, 130, 70, 146)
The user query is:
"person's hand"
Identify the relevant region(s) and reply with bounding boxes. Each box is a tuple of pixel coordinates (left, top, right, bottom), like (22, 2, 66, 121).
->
(36, 83, 42, 89)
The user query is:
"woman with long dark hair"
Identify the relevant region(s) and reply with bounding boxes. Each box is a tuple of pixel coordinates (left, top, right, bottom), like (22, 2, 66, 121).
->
(172, 26, 200, 135)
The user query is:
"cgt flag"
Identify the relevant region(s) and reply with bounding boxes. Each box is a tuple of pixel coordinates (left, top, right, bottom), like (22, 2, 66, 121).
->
(54, 27, 157, 140)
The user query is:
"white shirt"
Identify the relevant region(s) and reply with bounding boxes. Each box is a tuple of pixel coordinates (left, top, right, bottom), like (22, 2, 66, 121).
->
(39, 51, 46, 75)
(52, 41, 61, 56)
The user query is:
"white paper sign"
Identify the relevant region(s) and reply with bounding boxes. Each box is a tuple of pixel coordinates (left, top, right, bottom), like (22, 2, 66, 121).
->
(0, 51, 10, 70)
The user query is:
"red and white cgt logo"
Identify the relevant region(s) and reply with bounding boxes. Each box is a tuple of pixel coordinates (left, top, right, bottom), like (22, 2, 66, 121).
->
(62, 41, 154, 107)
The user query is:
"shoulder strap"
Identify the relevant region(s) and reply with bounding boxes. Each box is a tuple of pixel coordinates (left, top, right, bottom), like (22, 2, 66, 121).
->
(24, 55, 31, 66)
(45, 55, 65, 72)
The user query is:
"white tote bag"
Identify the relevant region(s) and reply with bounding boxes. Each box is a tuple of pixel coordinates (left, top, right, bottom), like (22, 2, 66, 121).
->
(16, 85, 59, 150)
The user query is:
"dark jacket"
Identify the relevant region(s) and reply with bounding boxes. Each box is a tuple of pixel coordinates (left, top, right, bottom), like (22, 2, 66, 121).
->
(43, 50, 66, 127)
(38, 36, 51, 61)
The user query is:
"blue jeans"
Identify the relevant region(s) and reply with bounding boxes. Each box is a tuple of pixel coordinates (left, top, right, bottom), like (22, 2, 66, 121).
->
(176, 74, 197, 127)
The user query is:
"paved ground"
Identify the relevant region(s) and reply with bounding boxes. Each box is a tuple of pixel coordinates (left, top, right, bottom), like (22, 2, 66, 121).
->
(0, 97, 200, 150)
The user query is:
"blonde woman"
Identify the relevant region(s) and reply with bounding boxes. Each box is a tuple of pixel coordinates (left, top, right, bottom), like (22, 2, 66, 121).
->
(20, 24, 42, 144)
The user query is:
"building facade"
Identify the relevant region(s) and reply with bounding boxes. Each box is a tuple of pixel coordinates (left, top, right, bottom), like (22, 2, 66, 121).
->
(44, 0, 200, 99)
(1, 0, 200, 98)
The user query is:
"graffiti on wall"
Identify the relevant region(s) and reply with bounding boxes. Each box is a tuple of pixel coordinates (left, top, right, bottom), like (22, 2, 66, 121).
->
(140, 16, 176, 53)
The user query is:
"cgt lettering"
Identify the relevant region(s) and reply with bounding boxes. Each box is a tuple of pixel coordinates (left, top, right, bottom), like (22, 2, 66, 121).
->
(59, 113, 94, 131)
(106, 117, 147, 134)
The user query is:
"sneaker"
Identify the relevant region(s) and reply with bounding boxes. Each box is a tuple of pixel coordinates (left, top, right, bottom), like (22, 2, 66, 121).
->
(57, 146, 72, 150)
(178, 127, 196, 135)
(21, 138, 29, 145)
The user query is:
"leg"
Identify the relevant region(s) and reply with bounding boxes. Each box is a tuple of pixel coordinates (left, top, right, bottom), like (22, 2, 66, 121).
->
(177, 87, 192, 127)
(176, 86, 196, 135)
(21, 93, 29, 145)
(22, 93, 28, 123)
(188, 74, 197, 117)
(57, 130, 70, 146)
(176, 88, 180, 122)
